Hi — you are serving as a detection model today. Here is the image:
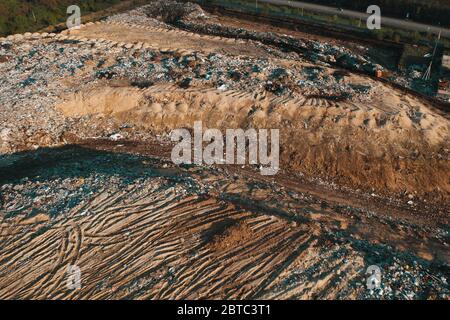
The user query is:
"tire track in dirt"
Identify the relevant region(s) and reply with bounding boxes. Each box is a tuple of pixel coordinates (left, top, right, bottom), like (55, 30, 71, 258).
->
(0, 178, 357, 299)
(0, 149, 448, 299)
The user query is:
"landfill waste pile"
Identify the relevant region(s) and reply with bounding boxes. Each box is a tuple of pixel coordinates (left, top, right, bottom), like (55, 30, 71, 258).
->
(0, 25, 381, 154)
(112, 1, 382, 75)
(0, 0, 448, 300)
(124, 1, 445, 102)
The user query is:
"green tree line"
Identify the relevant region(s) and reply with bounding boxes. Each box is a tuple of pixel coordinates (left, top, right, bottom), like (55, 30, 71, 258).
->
(0, 0, 120, 36)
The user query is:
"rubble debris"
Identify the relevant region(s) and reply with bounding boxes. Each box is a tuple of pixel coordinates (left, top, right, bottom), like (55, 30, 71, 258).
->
(0, 0, 448, 300)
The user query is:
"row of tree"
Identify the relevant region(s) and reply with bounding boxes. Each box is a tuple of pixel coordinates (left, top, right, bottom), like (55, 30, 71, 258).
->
(0, 0, 120, 36)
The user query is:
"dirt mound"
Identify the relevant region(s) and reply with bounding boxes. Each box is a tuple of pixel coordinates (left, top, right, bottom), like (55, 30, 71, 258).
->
(208, 220, 254, 252)
(56, 84, 450, 200)
(56, 87, 143, 116)
(139, 1, 208, 23)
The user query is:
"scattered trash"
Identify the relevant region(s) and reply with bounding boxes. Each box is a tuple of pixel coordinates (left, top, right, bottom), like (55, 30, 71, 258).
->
(109, 133, 124, 141)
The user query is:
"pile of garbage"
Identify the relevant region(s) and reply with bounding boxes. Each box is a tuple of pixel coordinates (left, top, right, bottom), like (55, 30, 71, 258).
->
(0, 38, 153, 153)
(0, 0, 382, 155)
(178, 20, 380, 73)
(1, 34, 374, 102)
(116, 0, 210, 24)
(106, 0, 380, 77)
(354, 246, 449, 300)
(0, 23, 381, 154)
(106, 10, 174, 29)
(107, 0, 449, 103)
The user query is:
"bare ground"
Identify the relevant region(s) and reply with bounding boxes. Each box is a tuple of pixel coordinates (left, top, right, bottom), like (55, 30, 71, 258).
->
(0, 1, 449, 300)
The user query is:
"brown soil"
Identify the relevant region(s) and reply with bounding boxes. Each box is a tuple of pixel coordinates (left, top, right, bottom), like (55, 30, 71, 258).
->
(56, 83, 450, 201)
(0, 139, 447, 299)
(1, 2, 449, 300)
(68, 23, 273, 58)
